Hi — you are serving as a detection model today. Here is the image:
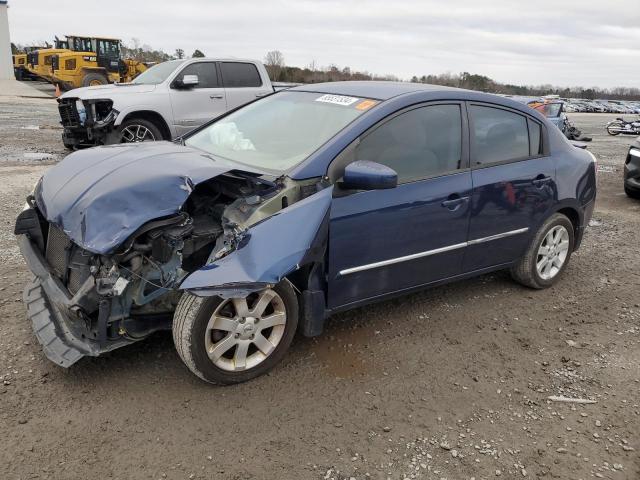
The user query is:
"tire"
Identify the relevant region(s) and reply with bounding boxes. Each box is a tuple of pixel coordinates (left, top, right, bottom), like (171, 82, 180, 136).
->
(117, 118, 163, 143)
(173, 280, 299, 385)
(625, 185, 640, 199)
(82, 72, 108, 87)
(606, 123, 622, 136)
(510, 213, 575, 289)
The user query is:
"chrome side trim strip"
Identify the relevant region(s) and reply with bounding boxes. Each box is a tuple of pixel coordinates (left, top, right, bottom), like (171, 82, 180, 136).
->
(467, 227, 529, 246)
(339, 242, 467, 276)
(338, 227, 529, 276)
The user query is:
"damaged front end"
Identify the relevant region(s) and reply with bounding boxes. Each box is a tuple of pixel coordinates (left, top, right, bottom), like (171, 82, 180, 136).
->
(15, 147, 331, 367)
(58, 97, 119, 148)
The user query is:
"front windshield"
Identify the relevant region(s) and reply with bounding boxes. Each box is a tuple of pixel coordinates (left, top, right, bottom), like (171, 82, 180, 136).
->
(185, 91, 377, 171)
(131, 60, 182, 85)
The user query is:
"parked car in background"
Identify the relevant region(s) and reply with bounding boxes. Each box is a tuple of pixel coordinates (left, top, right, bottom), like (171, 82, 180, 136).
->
(15, 82, 597, 384)
(57, 58, 296, 148)
(624, 138, 640, 198)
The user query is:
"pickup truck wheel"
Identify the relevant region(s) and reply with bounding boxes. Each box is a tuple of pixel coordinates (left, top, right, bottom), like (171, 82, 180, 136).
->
(173, 280, 299, 385)
(510, 213, 574, 289)
(82, 72, 109, 87)
(118, 118, 163, 143)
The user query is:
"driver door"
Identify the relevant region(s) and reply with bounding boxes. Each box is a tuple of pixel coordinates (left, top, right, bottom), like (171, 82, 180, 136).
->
(169, 61, 227, 137)
(327, 103, 472, 309)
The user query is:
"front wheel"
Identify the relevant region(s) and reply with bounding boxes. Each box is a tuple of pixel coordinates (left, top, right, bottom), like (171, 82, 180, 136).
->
(606, 123, 622, 136)
(82, 72, 109, 87)
(117, 118, 163, 143)
(511, 213, 575, 289)
(625, 185, 640, 199)
(173, 281, 299, 385)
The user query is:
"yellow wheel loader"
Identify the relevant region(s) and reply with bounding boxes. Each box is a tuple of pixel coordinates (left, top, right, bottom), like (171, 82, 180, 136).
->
(14, 46, 46, 80)
(25, 38, 70, 81)
(51, 36, 148, 90)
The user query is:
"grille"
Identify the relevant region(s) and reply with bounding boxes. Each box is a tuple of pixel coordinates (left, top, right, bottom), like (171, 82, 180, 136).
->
(67, 268, 84, 295)
(45, 224, 71, 279)
(58, 102, 81, 128)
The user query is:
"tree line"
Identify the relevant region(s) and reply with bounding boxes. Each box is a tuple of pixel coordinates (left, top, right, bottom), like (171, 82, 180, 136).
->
(264, 50, 640, 101)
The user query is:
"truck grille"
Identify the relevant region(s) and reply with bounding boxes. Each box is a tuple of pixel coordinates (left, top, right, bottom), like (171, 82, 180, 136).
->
(45, 224, 71, 279)
(58, 101, 81, 128)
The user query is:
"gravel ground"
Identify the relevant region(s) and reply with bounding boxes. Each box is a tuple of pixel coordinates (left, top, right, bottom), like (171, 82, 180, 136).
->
(0, 101, 638, 480)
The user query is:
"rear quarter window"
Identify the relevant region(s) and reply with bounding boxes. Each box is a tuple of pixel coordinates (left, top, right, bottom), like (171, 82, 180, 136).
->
(220, 62, 262, 88)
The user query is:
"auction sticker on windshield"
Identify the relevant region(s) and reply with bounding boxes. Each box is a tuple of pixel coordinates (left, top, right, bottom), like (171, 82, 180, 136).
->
(315, 94, 359, 106)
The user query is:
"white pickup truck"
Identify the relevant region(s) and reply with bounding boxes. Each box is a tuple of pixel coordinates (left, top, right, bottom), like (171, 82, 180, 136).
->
(57, 58, 292, 148)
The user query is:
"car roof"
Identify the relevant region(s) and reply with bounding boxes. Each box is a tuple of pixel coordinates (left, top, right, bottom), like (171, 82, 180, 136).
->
(290, 81, 463, 101)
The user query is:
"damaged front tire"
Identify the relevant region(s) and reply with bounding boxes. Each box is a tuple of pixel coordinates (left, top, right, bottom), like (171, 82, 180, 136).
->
(173, 280, 298, 385)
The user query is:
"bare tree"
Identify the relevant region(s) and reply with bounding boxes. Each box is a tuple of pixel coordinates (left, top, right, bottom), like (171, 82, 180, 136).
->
(175, 48, 184, 59)
(264, 50, 285, 80)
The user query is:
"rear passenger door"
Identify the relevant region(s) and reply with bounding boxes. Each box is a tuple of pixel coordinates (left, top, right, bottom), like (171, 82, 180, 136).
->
(169, 61, 227, 136)
(220, 62, 268, 109)
(463, 103, 557, 272)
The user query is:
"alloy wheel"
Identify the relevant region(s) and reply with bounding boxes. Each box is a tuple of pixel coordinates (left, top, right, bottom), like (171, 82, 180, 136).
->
(536, 225, 570, 280)
(204, 289, 287, 371)
(121, 124, 156, 143)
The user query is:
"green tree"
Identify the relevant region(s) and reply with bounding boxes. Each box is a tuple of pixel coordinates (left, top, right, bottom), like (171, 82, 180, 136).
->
(192, 49, 205, 58)
(175, 48, 184, 59)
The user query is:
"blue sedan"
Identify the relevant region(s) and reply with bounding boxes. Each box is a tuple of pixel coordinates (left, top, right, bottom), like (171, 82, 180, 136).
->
(15, 82, 597, 384)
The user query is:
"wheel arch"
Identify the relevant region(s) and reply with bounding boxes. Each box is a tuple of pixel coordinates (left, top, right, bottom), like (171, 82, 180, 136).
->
(552, 201, 585, 250)
(119, 110, 172, 141)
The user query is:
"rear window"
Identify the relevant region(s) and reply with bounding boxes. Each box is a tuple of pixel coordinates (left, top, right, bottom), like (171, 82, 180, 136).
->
(220, 62, 262, 88)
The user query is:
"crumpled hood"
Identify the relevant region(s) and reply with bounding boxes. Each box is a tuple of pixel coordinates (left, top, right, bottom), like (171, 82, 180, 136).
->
(35, 142, 258, 254)
(59, 83, 157, 100)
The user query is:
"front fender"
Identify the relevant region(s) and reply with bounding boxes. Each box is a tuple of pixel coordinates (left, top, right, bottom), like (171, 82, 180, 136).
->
(180, 186, 333, 297)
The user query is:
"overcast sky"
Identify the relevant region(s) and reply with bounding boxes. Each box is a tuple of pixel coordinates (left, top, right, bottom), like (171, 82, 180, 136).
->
(7, 0, 640, 88)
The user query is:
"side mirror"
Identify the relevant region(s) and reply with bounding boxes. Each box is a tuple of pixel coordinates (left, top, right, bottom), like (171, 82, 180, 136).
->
(342, 160, 398, 191)
(175, 74, 199, 88)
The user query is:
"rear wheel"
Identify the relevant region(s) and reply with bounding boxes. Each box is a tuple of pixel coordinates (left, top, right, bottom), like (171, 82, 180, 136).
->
(173, 281, 299, 385)
(511, 213, 574, 289)
(82, 72, 108, 87)
(117, 118, 163, 143)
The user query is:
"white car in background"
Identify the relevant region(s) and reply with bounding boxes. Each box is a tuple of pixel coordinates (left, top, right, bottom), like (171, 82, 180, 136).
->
(57, 58, 294, 148)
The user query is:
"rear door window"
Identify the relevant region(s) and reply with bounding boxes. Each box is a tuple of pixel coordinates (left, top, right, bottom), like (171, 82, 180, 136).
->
(470, 105, 530, 166)
(177, 62, 219, 89)
(220, 62, 262, 88)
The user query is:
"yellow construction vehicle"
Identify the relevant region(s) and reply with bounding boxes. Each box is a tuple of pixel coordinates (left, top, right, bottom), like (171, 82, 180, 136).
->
(51, 36, 148, 90)
(13, 46, 45, 80)
(26, 38, 70, 82)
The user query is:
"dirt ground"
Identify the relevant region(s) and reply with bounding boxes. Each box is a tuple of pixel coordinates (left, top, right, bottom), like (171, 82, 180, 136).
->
(0, 97, 638, 480)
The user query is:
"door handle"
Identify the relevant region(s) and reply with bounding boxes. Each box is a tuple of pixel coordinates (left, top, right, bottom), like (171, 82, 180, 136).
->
(441, 195, 469, 211)
(209, 94, 224, 99)
(255, 93, 267, 98)
(532, 176, 552, 188)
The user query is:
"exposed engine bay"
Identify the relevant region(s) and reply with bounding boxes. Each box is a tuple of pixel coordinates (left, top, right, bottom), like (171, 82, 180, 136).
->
(17, 170, 322, 348)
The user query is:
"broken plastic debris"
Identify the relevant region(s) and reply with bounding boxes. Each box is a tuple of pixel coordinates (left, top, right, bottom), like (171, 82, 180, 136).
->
(547, 395, 597, 404)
